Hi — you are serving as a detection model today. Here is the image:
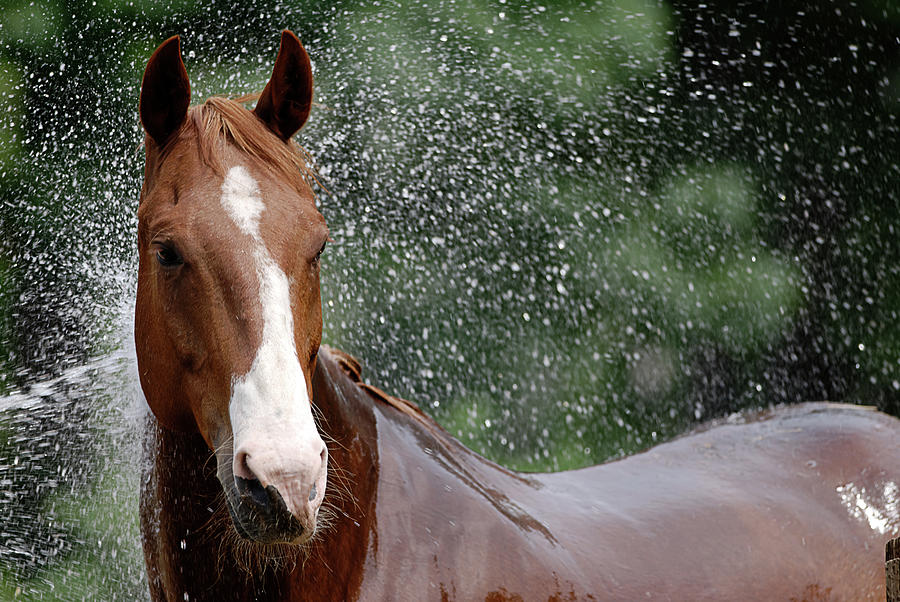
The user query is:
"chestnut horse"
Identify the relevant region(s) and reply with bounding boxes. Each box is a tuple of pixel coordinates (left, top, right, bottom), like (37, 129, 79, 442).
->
(136, 31, 900, 601)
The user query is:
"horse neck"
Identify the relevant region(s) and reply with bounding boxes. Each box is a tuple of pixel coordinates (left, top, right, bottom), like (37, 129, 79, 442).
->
(314, 347, 550, 543)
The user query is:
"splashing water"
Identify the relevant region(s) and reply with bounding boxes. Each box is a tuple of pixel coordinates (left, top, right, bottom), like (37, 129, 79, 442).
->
(836, 481, 900, 536)
(0, 307, 148, 598)
(0, 0, 897, 598)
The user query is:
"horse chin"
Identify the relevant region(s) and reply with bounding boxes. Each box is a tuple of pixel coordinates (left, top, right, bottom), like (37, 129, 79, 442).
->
(221, 478, 315, 546)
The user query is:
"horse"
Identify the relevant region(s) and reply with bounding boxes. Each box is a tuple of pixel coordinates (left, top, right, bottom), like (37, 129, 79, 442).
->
(135, 31, 900, 601)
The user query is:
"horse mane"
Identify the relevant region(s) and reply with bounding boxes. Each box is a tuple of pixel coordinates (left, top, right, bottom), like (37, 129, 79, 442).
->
(323, 347, 540, 477)
(324, 346, 473, 451)
(325, 346, 436, 426)
(324, 345, 552, 541)
(154, 95, 321, 196)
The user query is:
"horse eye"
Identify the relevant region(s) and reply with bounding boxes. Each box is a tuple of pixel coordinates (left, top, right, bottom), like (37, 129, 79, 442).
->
(155, 245, 183, 268)
(314, 241, 327, 262)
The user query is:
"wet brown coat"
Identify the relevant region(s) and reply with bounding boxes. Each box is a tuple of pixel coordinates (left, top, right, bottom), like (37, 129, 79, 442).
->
(143, 347, 900, 601)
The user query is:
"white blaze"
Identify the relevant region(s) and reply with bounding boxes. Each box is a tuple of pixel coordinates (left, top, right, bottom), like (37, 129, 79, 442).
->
(220, 165, 324, 518)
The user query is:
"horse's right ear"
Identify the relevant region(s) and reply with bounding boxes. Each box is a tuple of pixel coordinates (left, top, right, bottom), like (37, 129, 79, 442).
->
(140, 35, 191, 148)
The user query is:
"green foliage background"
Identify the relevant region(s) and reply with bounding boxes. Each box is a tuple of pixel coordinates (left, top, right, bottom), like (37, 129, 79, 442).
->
(0, 0, 897, 598)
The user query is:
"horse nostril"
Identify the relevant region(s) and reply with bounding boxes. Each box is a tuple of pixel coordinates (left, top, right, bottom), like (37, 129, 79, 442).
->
(235, 475, 269, 507)
(234, 449, 254, 481)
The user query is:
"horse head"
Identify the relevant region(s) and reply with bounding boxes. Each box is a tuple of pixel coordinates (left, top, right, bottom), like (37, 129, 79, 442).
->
(135, 31, 329, 545)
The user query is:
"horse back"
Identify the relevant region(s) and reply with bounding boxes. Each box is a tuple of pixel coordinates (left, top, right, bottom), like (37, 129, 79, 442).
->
(365, 401, 900, 600)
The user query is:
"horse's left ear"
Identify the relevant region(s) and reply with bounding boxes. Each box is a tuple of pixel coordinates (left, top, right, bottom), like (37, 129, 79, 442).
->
(254, 30, 313, 141)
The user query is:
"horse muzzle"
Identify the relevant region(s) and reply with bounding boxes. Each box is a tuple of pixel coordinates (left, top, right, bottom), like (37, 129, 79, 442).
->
(217, 438, 328, 545)
(226, 476, 306, 544)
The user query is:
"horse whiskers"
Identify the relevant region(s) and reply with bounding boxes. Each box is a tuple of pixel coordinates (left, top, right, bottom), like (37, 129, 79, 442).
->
(211, 433, 235, 457)
(301, 527, 336, 577)
(310, 404, 351, 453)
(205, 434, 234, 472)
(194, 468, 350, 581)
(323, 462, 358, 511)
(224, 528, 307, 577)
(203, 493, 307, 578)
(311, 407, 361, 511)
(205, 421, 356, 512)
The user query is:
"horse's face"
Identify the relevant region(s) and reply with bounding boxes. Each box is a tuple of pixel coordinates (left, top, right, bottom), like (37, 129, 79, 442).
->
(135, 32, 329, 545)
